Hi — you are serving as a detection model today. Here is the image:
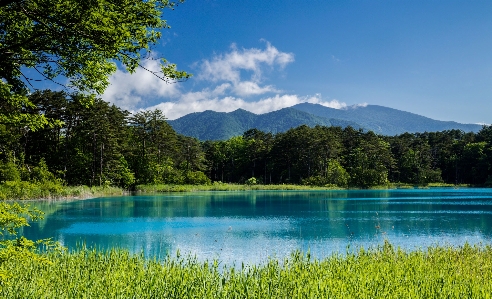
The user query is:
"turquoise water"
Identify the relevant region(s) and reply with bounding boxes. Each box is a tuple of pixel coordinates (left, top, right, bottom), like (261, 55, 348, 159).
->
(23, 188, 492, 264)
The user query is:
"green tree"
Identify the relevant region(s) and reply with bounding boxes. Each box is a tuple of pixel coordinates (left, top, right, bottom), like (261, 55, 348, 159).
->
(1, 0, 190, 131)
(243, 129, 274, 183)
(461, 142, 489, 185)
(203, 140, 227, 182)
(1, 0, 190, 94)
(344, 131, 394, 188)
(0, 0, 190, 275)
(128, 109, 179, 184)
(302, 159, 349, 188)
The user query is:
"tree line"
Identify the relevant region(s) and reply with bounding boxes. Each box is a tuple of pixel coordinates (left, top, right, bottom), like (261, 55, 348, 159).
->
(1, 91, 491, 189)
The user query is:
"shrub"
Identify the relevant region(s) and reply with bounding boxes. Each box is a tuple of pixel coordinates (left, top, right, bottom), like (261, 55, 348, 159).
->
(245, 177, 257, 186)
(0, 160, 20, 182)
(184, 171, 211, 185)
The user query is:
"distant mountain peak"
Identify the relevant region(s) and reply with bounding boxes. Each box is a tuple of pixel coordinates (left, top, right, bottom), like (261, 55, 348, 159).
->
(167, 103, 482, 140)
(292, 103, 481, 135)
(231, 108, 254, 114)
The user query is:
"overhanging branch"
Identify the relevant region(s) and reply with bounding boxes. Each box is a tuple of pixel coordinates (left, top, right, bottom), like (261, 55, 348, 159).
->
(0, 0, 21, 8)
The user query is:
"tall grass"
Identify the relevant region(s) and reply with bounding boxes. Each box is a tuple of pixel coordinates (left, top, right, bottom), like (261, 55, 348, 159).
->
(135, 183, 343, 193)
(1, 242, 492, 298)
(0, 181, 125, 200)
(136, 182, 469, 193)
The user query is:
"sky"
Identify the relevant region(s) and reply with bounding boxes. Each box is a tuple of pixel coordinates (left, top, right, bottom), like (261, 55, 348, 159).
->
(101, 0, 492, 124)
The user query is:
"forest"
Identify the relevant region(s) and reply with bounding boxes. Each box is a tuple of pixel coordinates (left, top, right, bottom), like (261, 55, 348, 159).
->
(1, 90, 491, 190)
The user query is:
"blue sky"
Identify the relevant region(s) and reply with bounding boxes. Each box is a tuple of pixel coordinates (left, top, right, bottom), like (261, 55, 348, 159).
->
(102, 0, 492, 124)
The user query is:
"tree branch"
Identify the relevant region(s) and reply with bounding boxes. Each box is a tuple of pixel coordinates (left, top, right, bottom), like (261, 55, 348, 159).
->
(0, 0, 21, 8)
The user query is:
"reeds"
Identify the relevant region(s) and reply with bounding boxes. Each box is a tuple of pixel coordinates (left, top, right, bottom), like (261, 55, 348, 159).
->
(0, 182, 125, 200)
(135, 183, 470, 193)
(1, 241, 491, 298)
(135, 183, 343, 193)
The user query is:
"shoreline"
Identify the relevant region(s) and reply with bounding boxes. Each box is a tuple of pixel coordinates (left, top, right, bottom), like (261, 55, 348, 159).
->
(1, 182, 474, 201)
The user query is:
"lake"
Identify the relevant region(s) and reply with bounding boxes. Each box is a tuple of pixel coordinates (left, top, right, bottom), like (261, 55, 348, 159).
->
(23, 188, 492, 264)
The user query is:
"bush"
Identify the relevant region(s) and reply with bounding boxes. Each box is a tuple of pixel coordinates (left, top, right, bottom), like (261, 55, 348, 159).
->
(184, 171, 211, 185)
(301, 160, 349, 188)
(245, 177, 257, 186)
(0, 160, 20, 182)
(30, 158, 56, 183)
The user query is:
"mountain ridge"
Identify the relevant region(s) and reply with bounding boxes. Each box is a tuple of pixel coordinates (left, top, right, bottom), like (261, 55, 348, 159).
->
(168, 103, 482, 140)
(292, 103, 481, 136)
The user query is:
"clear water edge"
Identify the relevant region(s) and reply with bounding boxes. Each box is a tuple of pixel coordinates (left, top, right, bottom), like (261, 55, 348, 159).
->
(22, 188, 492, 265)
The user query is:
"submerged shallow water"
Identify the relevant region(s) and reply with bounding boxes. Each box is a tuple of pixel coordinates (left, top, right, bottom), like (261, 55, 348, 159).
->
(23, 188, 492, 264)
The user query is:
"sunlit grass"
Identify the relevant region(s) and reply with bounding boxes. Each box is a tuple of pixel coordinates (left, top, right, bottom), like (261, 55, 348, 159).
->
(0, 181, 472, 200)
(1, 242, 491, 298)
(135, 183, 345, 193)
(0, 181, 125, 200)
(427, 182, 469, 187)
(136, 182, 472, 193)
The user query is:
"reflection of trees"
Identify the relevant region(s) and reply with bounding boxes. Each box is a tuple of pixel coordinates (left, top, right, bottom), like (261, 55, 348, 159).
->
(22, 191, 492, 251)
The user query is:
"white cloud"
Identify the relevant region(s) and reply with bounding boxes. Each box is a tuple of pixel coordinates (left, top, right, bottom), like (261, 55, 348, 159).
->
(344, 102, 368, 109)
(179, 83, 231, 103)
(317, 99, 348, 109)
(197, 41, 294, 96)
(102, 42, 366, 121)
(102, 59, 181, 111)
(233, 81, 279, 97)
(103, 42, 294, 110)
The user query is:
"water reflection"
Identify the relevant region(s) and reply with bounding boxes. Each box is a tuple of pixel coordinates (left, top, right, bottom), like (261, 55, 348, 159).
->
(22, 188, 492, 264)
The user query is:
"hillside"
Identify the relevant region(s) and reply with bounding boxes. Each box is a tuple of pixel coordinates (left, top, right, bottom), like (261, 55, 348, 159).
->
(168, 103, 482, 140)
(292, 103, 482, 136)
(168, 108, 363, 140)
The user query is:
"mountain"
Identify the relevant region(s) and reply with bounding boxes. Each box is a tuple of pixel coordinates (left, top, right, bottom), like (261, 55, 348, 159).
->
(168, 103, 483, 141)
(168, 107, 363, 140)
(291, 103, 483, 136)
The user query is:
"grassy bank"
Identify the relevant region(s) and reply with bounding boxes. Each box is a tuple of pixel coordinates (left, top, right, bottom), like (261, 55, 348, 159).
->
(135, 183, 344, 193)
(0, 181, 472, 200)
(135, 182, 471, 193)
(1, 242, 491, 298)
(0, 181, 125, 200)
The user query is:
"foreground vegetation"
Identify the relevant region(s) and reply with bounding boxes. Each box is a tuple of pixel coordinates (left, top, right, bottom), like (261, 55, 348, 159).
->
(1, 242, 491, 298)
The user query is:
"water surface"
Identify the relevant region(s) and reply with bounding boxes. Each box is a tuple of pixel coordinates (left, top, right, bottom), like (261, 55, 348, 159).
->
(23, 188, 492, 264)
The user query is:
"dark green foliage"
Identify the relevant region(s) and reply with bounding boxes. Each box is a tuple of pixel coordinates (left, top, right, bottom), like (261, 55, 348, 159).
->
(1, 91, 211, 189)
(183, 170, 211, 185)
(30, 159, 57, 183)
(0, 159, 20, 182)
(301, 160, 349, 187)
(169, 107, 362, 140)
(1, 90, 492, 189)
(204, 125, 492, 188)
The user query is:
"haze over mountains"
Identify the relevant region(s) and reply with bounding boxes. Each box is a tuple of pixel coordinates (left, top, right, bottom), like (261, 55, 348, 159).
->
(168, 103, 482, 141)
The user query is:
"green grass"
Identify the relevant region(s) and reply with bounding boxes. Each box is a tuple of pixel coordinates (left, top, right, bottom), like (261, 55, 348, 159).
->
(135, 183, 344, 193)
(0, 181, 472, 201)
(0, 181, 125, 200)
(1, 242, 492, 298)
(136, 182, 472, 193)
(380, 182, 470, 189)
(427, 182, 470, 187)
